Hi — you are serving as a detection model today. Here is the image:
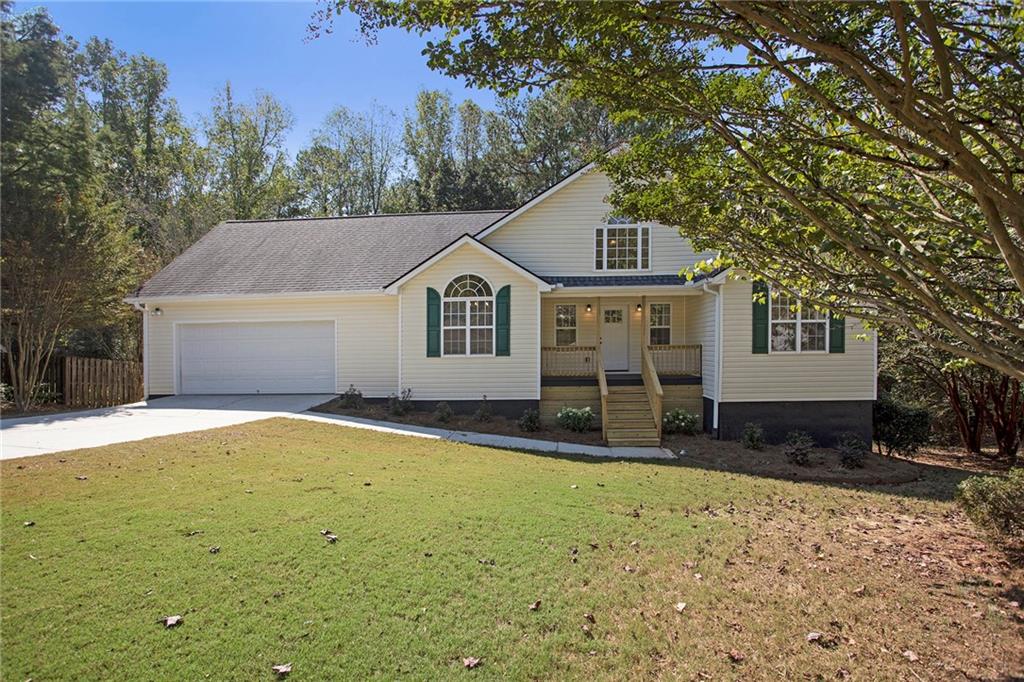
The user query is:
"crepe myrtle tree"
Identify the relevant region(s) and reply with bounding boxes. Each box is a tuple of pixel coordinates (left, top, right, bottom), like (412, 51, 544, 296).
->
(324, 1, 1024, 380)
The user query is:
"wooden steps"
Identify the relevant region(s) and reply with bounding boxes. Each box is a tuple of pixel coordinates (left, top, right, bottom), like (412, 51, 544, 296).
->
(604, 386, 660, 446)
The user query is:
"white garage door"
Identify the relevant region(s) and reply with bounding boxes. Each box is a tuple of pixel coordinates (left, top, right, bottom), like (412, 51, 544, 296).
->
(178, 321, 335, 394)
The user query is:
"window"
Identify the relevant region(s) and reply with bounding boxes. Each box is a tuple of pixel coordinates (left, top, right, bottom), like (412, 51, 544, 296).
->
(595, 221, 651, 271)
(770, 290, 827, 352)
(604, 309, 623, 324)
(443, 274, 494, 356)
(649, 303, 671, 345)
(555, 304, 577, 346)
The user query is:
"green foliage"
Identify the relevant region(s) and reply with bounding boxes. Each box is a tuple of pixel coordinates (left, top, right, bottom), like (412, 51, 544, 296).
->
(434, 400, 453, 423)
(873, 395, 931, 458)
(741, 422, 765, 451)
(783, 431, 815, 466)
(836, 432, 868, 469)
(556, 406, 594, 433)
(663, 409, 700, 436)
(473, 395, 493, 422)
(339, 384, 364, 409)
(957, 469, 1024, 546)
(336, 0, 1024, 380)
(517, 407, 540, 432)
(387, 387, 414, 416)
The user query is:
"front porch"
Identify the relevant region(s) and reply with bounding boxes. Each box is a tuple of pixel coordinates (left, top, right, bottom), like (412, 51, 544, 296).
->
(538, 294, 706, 445)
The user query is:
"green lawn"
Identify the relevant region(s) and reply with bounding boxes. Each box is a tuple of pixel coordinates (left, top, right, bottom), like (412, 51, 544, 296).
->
(2, 419, 1019, 680)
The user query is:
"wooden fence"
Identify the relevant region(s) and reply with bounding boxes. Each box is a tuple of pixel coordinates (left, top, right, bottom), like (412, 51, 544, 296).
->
(64, 356, 143, 408)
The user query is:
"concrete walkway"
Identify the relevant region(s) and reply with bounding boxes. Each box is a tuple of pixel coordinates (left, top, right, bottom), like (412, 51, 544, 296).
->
(0, 395, 334, 459)
(293, 411, 676, 459)
(1, 395, 675, 461)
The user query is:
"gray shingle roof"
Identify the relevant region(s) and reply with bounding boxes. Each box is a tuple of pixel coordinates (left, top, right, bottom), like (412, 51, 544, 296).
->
(134, 211, 508, 298)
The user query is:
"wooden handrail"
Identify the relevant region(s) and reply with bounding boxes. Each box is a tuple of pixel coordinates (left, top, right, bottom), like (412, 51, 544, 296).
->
(640, 344, 664, 440)
(596, 348, 609, 442)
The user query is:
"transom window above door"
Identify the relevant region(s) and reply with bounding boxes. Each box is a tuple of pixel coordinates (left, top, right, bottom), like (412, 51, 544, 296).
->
(595, 218, 651, 271)
(443, 274, 494, 356)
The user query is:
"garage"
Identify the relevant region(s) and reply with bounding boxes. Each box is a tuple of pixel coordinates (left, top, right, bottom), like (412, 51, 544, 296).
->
(177, 321, 335, 394)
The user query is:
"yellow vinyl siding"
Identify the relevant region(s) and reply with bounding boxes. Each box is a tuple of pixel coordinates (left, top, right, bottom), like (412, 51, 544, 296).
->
(684, 295, 718, 400)
(399, 244, 540, 400)
(719, 278, 876, 402)
(146, 296, 398, 396)
(482, 171, 708, 277)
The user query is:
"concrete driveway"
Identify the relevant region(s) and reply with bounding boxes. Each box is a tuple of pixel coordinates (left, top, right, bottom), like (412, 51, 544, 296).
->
(0, 394, 336, 460)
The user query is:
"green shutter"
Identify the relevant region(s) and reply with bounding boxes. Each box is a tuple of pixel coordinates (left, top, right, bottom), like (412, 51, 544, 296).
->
(495, 285, 511, 356)
(829, 313, 845, 353)
(752, 281, 769, 354)
(426, 287, 441, 357)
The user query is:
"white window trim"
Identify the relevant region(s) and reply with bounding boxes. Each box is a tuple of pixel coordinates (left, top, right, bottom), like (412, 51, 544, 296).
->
(554, 304, 578, 347)
(768, 289, 829, 354)
(594, 224, 652, 272)
(648, 302, 671, 346)
(442, 273, 496, 357)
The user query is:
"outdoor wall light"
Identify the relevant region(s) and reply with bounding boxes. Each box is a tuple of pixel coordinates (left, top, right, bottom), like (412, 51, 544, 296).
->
(152, 307, 163, 316)
(586, 304, 592, 313)
(636, 303, 642, 312)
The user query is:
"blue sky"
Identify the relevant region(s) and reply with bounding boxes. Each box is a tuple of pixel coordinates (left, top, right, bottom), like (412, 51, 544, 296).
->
(23, 2, 498, 155)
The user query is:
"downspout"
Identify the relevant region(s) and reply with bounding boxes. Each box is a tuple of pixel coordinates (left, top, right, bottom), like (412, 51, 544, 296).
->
(702, 282, 723, 435)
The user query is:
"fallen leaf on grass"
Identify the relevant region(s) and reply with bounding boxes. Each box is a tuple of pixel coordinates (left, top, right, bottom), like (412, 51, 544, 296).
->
(23, 521, 34, 527)
(159, 615, 183, 628)
(271, 663, 292, 676)
(570, 484, 578, 489)
(674, 602, 687, 613)
(583, 613, 596, 624)
(320, 529, 333, 536)
(852, 585, 866, 596)
(623, 565, 635, 573)
(208, 546, 220, 554)
(324, 534, 338, 543)
(903, 649, 919, 662)
(75, 476, 88, 481)
(727, 649, 745, 663)
(528, 600, 541, 611)
(477, 558, 495, 566)
(581, 624, 593, 638)
(462, 657, 481, 669)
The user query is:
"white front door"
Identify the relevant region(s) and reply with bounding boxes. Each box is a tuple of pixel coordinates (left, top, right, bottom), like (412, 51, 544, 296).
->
(601, 308, 629, 371)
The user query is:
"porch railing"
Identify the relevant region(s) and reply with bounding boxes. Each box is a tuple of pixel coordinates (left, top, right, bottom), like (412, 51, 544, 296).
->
(640, 344, 664, 440)
(648, 344, 702, 376)
(541, 346, 597, 376)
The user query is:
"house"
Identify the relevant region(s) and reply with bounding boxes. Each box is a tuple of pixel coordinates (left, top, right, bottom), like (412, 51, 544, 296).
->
(125, 164, 877, 446)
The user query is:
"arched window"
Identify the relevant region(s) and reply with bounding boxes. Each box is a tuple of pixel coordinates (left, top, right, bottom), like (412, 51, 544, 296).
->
(443, 274, 494, 355)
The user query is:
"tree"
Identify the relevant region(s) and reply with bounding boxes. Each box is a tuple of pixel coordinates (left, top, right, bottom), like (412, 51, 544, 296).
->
(1, 5, 140, 409)
(403, 90, 459, 211)
(206, 83, 294, 220)
(336, 1, 1024, 380)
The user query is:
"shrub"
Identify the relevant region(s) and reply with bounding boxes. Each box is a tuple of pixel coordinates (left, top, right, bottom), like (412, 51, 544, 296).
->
(518, 408, 540, 432)
(474, 395, 493, 422)
(783, 430, 815, 466)
(434, 401, 453, 423)
(556, 406, 594, 433)
(873, 395, 931, 457)
(741, 422, 765, 450)
(663, 409, 700, 436)
(836, 431, 869, 469)
(388, 387, 413, 416)
(339, 384, 364, 409)
(957, 468, 1024, 547)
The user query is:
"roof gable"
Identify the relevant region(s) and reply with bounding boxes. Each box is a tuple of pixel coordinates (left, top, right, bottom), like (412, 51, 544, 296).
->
(383, 235, 552, 293)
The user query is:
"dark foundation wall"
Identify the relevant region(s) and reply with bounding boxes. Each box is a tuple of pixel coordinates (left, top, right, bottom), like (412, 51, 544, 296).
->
(717, 400, 873, 446)
(383, 399, 539, 419)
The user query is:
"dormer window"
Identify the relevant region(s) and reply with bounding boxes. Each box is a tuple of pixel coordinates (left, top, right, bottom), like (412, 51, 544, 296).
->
(595, 217, 650, 271)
